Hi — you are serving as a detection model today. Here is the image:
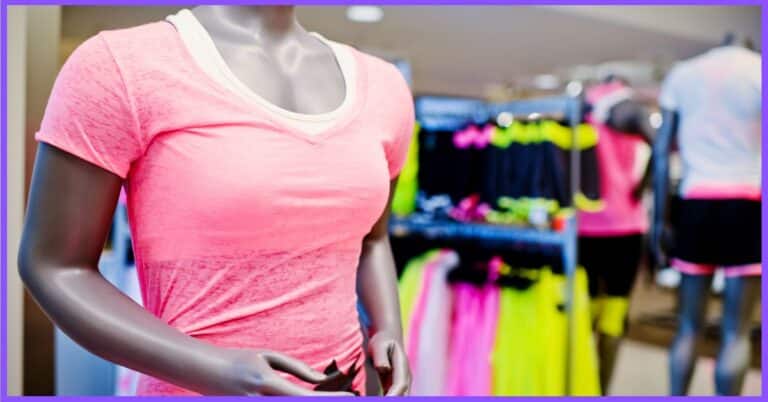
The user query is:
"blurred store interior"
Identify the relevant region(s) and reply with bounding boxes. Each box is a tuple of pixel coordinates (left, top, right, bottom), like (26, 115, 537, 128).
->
(5, 5, 762, 396)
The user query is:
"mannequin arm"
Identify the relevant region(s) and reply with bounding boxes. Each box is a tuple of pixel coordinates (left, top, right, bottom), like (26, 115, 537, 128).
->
(356, 178, 411, 396)
(19, 144, 350, 396)
(605, 99, 655, 200)
(649, 109, 678, 268)
(606, 99, 654, 145)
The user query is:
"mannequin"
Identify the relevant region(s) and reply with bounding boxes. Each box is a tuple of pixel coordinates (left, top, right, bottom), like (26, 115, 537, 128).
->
(190, 6, 345, 116)
(580, 76, 653, 394)
(651, 33, 761, 395)
(19, 5, 411, 396)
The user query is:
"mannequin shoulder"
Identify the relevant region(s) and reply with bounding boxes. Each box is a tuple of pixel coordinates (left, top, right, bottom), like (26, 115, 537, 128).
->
(354, 49, 406, 79)
(350, 48, 412, 99)
(84, 21, 186, 72)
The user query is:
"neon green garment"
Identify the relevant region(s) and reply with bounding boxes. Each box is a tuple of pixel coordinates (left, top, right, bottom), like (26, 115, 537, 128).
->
(487, 197, 562, 226)
(491, 122, 522, 148)
(491, 267, 553, 395)
(540, 121, 599, 150)
(597, 296, 629, 337)
(492, 267, 600, 396)
(574, 191, 605, 213)
(398, 249, 440, 345)
(491, 120, 599, 149)
(547, 268, 601, 396)
(392, 123, 421, 216)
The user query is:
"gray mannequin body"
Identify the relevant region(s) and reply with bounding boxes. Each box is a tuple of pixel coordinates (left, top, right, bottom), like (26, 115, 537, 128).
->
(191, 6, 346, 116)
(19, 5, 410, 396)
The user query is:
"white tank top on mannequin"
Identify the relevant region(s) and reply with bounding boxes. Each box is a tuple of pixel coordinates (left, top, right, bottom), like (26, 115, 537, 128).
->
(166, 9, 356, 136)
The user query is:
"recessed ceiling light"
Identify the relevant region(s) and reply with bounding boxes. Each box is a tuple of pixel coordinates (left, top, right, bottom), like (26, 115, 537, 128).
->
(533, 74, 560, 90)
(346, 6, 384, 23)
(566, 81, 584, 97)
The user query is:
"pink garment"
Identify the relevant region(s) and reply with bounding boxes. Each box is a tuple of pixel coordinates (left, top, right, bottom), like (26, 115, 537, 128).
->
(36, 23, 414, 395)
(445, 284, 477, 395)
(412, 251, 456, 395)
(405, 257, 438, 376)
(671, 258, 762, 277)
(579, 82, 649, 237)
(445, 282, 499, 395)
(684, 184, 761, 201)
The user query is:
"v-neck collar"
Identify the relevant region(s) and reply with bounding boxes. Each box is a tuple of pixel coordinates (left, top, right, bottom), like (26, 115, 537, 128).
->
(166, 9, 365, 143)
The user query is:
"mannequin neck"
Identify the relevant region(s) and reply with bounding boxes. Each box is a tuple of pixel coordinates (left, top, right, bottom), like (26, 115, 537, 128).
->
(195, 5, 301, 39)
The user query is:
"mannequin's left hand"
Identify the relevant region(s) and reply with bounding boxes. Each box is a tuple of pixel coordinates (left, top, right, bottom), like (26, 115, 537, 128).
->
(368, 331, 411, 396)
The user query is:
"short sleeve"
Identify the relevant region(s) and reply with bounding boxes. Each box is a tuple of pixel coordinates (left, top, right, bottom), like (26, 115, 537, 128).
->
(658, 65, 681, 111)
(35, 34, 143, 179)
(384, 65, 416, 179)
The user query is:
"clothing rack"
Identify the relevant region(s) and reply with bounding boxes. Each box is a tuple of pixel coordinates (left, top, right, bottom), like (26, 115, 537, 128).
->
(392, 91, 585, 395)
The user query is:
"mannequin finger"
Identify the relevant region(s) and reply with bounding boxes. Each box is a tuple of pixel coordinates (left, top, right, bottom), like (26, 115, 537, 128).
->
(385, 345, 410, 396)
(258, 375, 353, 396)
(261, 351, 328, 384)
(369, 340, 392, 373)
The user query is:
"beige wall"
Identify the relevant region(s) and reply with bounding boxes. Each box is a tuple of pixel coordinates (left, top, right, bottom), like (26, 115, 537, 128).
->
(22, 6, 61, 395)
(25, 6, 61, 193)
(6, 5, 62, 395)
(7, 5, 28, 396)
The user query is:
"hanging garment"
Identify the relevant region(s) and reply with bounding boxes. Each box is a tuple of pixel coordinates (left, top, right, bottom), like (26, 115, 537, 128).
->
(545, 268, 601, 396)
(491, 266, 550, 395)
(392, 122, 422, 216)
(417, 128, 469, 205)
(491, 267, 600, 396)
(399, 249, 441, 342)
(444, 280, 500, 395)
(408, 250, 458, 395)
(541, 121, 603, 211)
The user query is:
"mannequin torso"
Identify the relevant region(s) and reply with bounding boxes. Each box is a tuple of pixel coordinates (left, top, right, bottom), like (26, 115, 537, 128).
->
(191, 6, 346, 115)
(20, 5, 413, 396)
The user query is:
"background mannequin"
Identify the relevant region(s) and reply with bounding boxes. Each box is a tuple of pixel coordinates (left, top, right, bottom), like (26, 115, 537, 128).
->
(20, 5, 410, 396)
(580, 76, 654, 394)
(651, 33, 761, 396)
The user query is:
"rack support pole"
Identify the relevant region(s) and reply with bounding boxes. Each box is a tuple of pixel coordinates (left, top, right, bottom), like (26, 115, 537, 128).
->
(564, 91, 583, 395)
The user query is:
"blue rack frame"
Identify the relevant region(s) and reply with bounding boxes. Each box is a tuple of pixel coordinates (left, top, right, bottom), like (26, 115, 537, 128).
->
(395, 92, 585, 395)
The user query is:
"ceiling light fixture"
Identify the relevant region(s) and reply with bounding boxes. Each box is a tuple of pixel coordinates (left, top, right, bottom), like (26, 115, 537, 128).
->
(566, 81, 584, 97)
(533, 74, 560, 90)
(346, 6, 384, 23)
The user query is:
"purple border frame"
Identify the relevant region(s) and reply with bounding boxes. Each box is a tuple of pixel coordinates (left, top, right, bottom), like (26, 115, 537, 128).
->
(2, 0, 766, 4)
(1, 0, 764, 399)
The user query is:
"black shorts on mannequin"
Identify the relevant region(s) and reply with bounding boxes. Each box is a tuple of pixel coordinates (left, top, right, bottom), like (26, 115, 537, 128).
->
(578, 234, 643, 297)
(670, 198, 761, 266)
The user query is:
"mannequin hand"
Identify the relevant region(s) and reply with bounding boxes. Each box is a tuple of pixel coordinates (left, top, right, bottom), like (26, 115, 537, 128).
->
(224, 349, 355, 396)
(368, 331, 411, 396)
(649, 224, 673, 270)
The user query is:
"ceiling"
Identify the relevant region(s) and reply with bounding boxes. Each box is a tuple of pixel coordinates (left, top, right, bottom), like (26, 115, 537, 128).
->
(61, 5, 761, 98)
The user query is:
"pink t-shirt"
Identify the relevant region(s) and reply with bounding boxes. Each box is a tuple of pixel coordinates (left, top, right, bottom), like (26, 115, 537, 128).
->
(36, 21, 414, 395)
(578, 82, 649, 237)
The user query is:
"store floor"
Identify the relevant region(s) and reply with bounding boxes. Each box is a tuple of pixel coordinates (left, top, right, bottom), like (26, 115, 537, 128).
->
(610, 339, 762, 395)
(611, 268, 762, 396)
